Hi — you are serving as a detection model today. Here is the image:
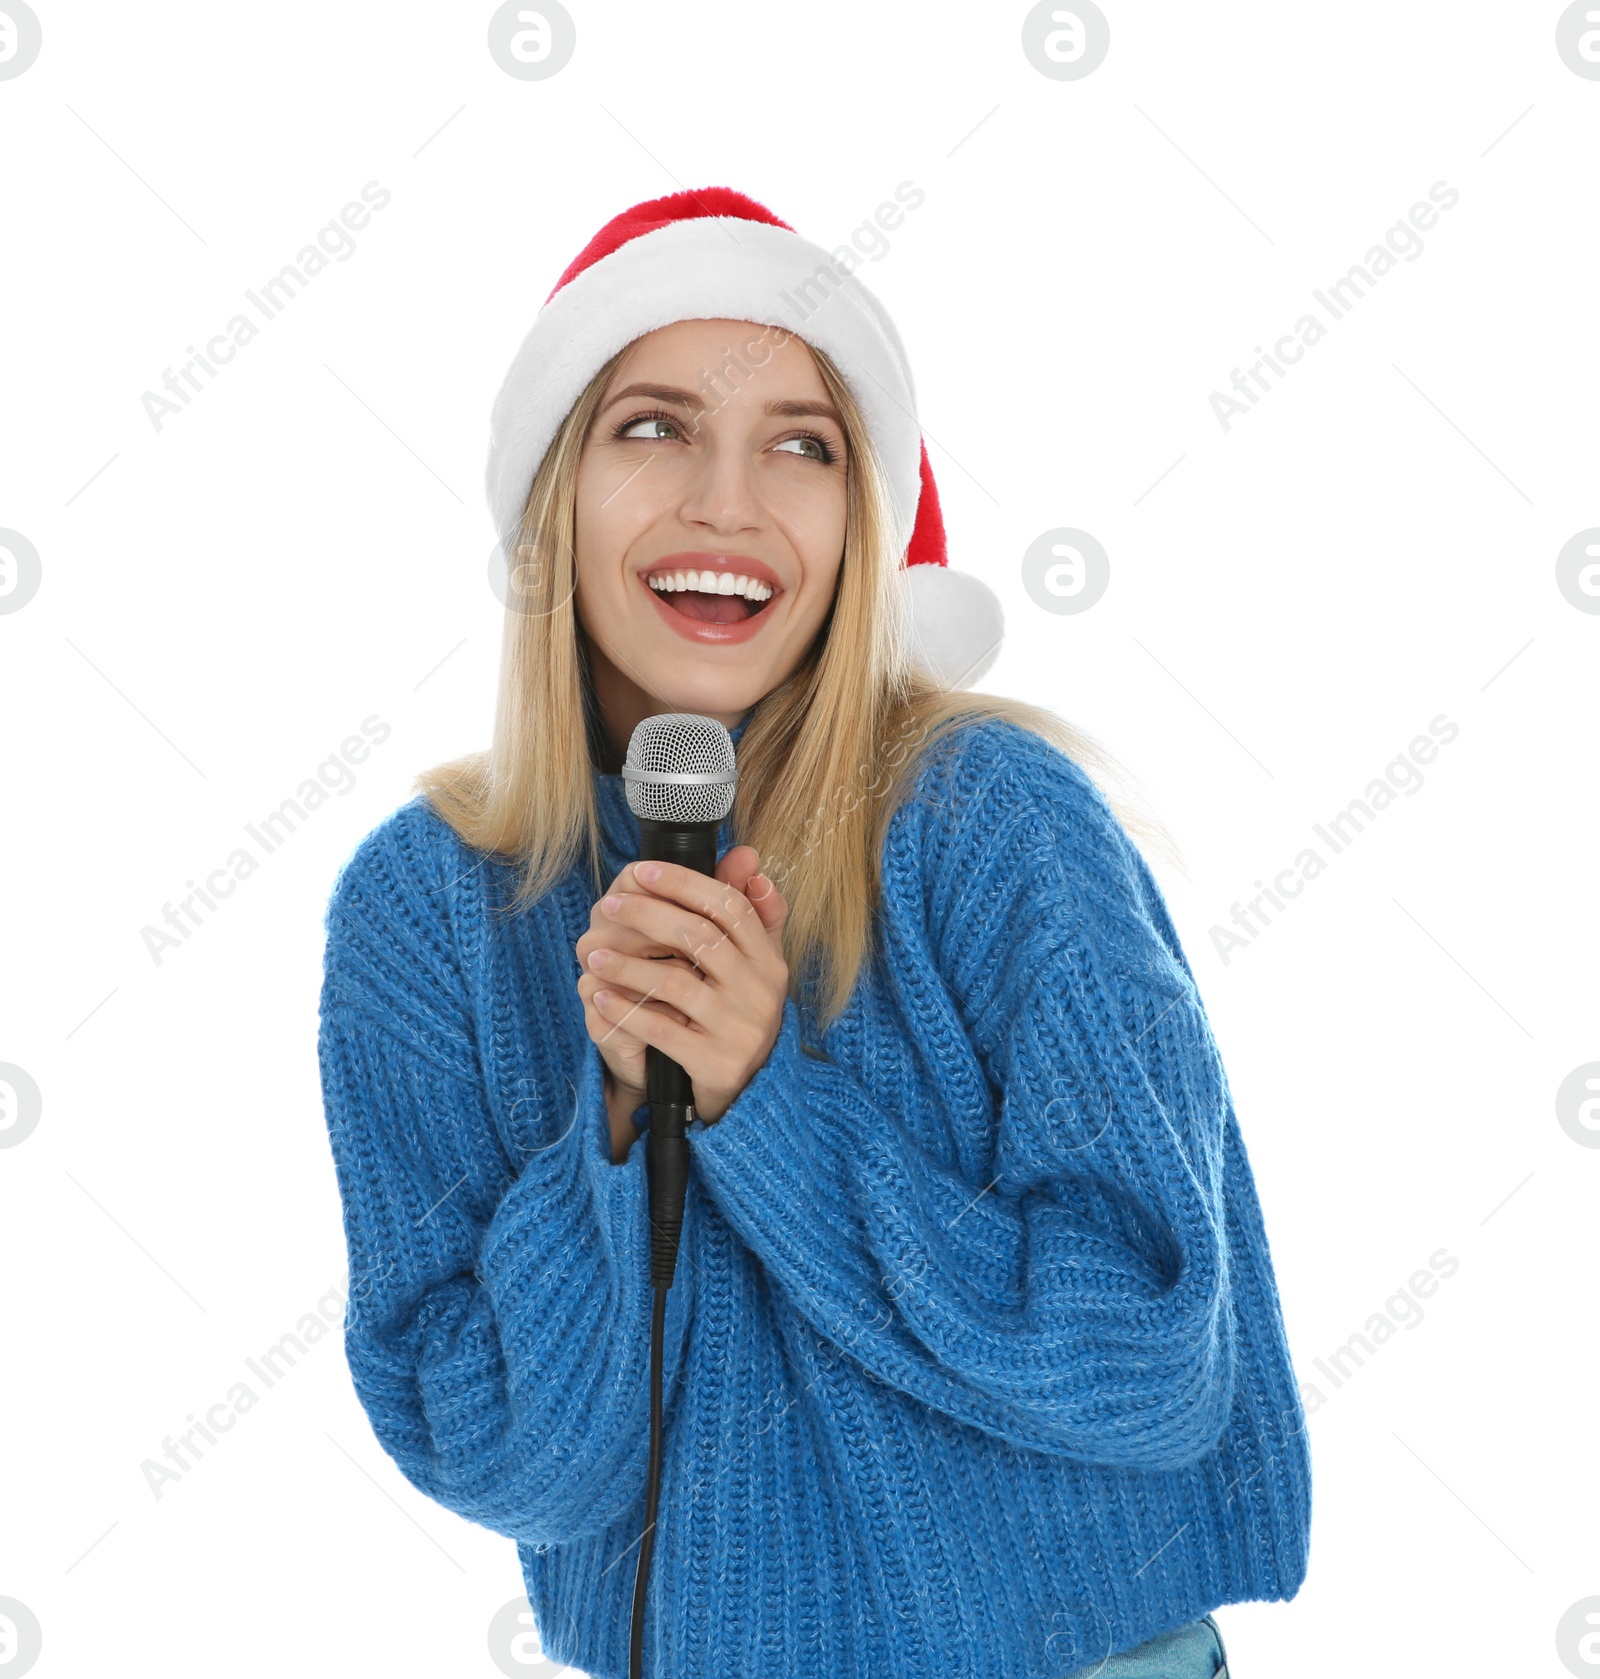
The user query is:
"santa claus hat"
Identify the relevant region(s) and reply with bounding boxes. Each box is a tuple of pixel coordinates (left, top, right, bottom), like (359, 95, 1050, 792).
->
(484, 185, 1003, 689)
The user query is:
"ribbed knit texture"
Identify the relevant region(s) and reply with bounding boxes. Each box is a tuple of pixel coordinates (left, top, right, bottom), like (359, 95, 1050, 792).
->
(317, 714, 1312, 1679)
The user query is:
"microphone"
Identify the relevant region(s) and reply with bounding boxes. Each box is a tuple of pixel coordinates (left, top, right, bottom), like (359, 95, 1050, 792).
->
(620, 713, 738, 1678)
(621, 712, 739, 1279)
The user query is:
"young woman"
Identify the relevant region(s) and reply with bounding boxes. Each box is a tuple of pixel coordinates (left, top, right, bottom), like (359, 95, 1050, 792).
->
(317, 187, 1311, 1679)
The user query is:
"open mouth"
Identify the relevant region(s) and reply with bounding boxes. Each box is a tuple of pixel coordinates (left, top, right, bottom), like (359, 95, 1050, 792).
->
(644, 569, 778, 625)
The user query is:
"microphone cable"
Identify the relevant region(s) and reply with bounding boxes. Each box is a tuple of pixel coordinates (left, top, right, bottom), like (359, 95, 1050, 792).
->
(631, 1086, 691, 1679)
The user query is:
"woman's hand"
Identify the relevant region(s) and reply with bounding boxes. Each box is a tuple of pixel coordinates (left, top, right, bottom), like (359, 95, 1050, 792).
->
(576, 858, 694, 1103)
(574, 844, 789, 1124)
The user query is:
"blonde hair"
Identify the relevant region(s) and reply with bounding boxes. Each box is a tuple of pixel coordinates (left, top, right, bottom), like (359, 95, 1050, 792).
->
(417, 334, 1182, 1027)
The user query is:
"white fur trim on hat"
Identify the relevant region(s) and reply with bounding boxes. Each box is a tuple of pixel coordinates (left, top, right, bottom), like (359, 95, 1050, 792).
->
(485, 217, 924, 562)
(898, 561, 1004, 690)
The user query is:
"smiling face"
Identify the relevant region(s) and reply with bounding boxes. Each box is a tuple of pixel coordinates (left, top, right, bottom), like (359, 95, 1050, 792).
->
(572, 317, 849, 749)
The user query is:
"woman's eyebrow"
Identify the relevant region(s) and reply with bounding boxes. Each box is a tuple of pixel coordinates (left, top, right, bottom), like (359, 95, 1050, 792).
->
(600, 381, 843, 426)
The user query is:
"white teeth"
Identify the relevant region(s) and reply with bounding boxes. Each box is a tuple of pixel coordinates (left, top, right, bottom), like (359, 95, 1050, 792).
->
(647, 570, 773, 602)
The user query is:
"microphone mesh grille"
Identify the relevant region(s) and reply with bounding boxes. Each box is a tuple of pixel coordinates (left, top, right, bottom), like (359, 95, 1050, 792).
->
(622, 713, 738, 825)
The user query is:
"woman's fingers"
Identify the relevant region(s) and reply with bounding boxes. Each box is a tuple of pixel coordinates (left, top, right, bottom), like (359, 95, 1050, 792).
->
(585, 947, 709, 1028)
(743, 868, 787, 937)
(590, 980, 697, 1064)
(598, 860, 649, 897)
(645, 861, 772, 962)
(715, 845, 760, 888)
(600, 890, 747, 985)
(576, 920, 678, 967)
(578, 864, 685, 965)
(577, 968, 691, 1029)
(715, 845, 789, 938)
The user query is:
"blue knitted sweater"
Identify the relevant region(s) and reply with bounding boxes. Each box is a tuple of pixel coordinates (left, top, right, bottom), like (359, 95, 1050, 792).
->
(316, 713, 1312, 1679)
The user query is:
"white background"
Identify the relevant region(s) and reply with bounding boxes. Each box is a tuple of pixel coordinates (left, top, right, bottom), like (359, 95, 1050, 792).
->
(2, 3, 1596, 1675)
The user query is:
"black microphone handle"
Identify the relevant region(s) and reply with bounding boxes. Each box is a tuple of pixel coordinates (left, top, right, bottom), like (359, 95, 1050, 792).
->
(635, 815, 719, 1288)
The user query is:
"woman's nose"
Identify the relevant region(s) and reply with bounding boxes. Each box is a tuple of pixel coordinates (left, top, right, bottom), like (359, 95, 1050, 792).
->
(677, 439, 762, 533)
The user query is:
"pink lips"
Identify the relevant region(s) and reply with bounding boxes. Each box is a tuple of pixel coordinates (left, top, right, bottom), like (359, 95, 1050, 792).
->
(639, 552, 784, 647)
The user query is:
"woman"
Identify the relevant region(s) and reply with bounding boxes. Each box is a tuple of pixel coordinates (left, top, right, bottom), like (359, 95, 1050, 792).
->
(317, 187, 1310, 1679)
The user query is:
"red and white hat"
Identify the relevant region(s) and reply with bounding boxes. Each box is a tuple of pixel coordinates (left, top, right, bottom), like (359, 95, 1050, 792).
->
(484, 185, 1003, 689)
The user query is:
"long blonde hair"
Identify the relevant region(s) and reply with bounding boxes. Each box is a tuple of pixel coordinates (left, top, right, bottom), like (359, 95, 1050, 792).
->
(418, 336, 1181, 1026)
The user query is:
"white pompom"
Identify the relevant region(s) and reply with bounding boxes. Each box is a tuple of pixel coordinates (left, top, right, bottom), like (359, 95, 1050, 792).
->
(897, 563, 1004, 689)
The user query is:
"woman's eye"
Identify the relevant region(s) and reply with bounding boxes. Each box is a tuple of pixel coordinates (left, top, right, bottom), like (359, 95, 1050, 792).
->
(773, 434, 832, 464)
(617, 415, 682, 442)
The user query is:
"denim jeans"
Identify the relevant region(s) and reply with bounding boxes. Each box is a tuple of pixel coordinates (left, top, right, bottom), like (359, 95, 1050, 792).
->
(1074, 1612, 1229, 1677)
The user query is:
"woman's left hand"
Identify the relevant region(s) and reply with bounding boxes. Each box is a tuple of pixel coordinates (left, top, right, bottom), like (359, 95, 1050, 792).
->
(581, 845, 789, 1123)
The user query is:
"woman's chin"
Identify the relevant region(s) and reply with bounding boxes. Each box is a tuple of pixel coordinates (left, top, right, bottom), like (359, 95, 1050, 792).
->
(644, 671, 772, 718)
(627, 649, 771, 721)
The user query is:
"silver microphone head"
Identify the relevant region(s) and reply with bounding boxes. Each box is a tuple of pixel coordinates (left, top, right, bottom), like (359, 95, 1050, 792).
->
(621, 713, 738, 825)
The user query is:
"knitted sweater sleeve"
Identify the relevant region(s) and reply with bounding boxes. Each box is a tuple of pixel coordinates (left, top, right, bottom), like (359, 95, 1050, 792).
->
(316, 808, 691, 1547)
(687, 729, 1236, 1472)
